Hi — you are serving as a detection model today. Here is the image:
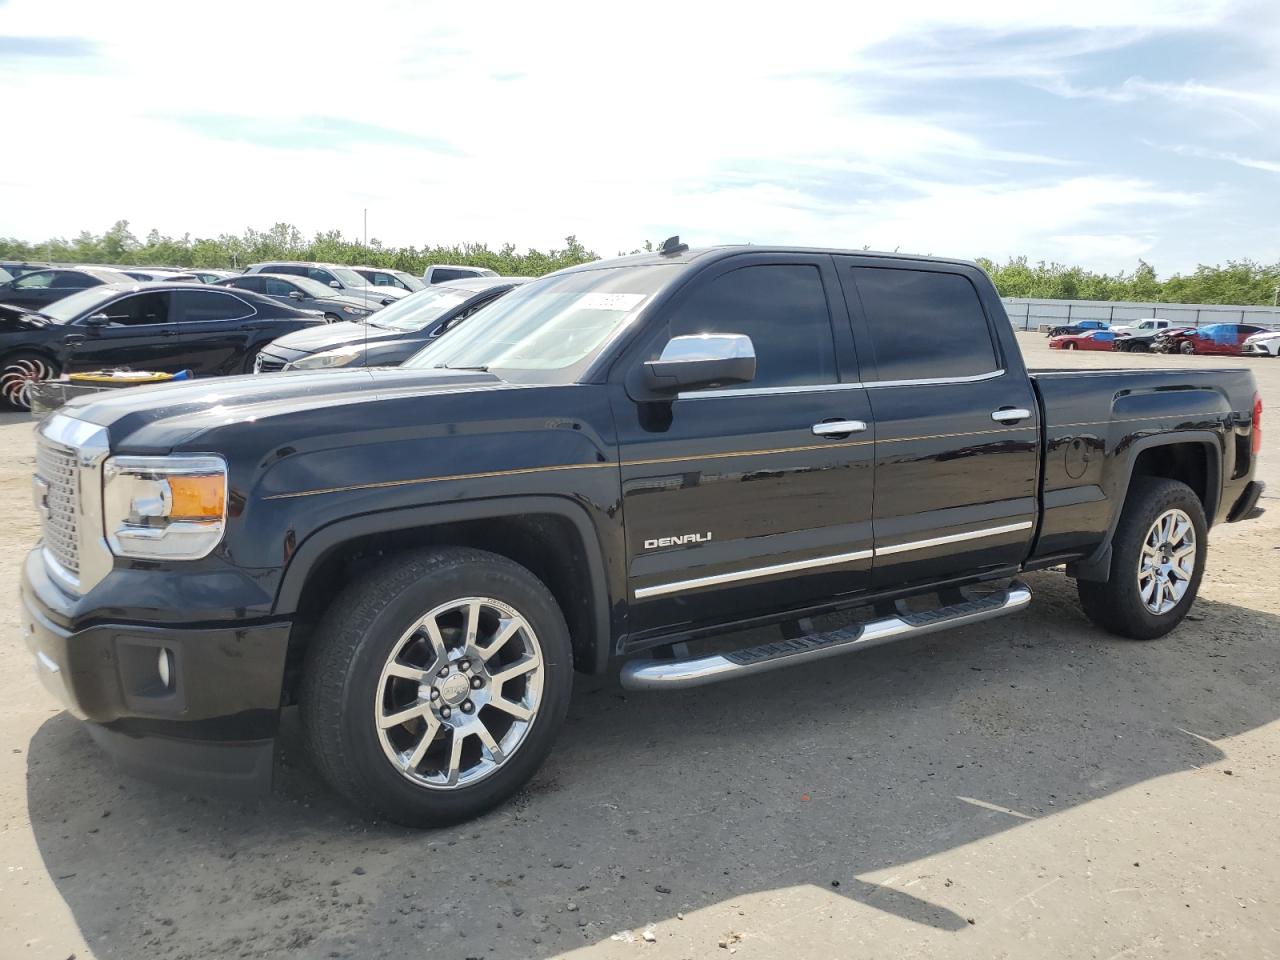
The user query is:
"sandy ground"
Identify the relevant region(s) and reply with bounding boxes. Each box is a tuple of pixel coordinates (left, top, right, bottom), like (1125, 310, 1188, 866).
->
(0, 332, 1277, 960)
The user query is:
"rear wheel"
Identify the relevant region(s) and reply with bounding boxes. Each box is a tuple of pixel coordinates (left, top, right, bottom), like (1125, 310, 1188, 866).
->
(1077, 477, 1207, 640)
(300, 547, 573, 826)
(0, 352, 59, 410)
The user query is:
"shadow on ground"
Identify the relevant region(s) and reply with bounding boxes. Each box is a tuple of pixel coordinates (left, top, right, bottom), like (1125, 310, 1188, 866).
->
(26, 571, 1279, 958)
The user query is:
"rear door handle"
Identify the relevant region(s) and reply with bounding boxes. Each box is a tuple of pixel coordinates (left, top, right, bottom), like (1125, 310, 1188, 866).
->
(812, 420, 867, 437)
(991, 407, 1032, 422)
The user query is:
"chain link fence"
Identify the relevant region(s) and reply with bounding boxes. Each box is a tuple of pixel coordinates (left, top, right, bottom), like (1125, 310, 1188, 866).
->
(1002, 297, 1280, 332)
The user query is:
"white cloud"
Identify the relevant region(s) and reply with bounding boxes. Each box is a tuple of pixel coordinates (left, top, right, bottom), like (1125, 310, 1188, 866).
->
(0, 0, 1269, 272)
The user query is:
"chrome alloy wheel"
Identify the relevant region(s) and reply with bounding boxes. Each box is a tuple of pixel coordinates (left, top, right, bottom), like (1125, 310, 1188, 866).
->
(374, 597, 544, 789)
(1138, 508, 1196, 615)
(1, 357, 55, 409)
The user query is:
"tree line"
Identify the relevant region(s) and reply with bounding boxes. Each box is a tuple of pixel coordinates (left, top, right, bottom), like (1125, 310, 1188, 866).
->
(2, 221, 1277, 305)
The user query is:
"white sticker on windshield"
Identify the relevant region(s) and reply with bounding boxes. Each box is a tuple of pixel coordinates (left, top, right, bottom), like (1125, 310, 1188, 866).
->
(577, 292, 647, 312)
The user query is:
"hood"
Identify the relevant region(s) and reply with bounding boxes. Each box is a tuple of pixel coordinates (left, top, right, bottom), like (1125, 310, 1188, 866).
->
(266, 320, 410, 355)
(63, 366, 514, 451)
(1246, 329, 1280, 341)
(0, 303, 52, 331)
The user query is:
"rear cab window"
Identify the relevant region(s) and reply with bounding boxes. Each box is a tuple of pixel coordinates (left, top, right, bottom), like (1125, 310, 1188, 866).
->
(847, 267, 998, 382)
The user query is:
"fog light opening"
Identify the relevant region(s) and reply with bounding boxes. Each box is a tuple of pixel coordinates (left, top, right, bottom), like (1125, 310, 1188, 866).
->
(157, 647, 173, 690)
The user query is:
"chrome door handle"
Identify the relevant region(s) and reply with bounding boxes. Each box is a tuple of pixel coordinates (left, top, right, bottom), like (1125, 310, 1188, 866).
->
(812, 420, 867, 436)
(991, 408, 1032, 422)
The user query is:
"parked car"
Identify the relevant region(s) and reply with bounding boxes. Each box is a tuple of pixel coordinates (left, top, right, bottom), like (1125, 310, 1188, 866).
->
(1243, 329, 1280, 357)
(1113, 329, 1168, 352)
(243, 262, 407, 305)
(20, 242, 1265, 826)
(0, 266, 135, 311)
(352, 266, 426, 292)
(253, 276, 530, 372)
(0, 281, 324, 408)
(0, 261, 53, 279)
(120, 268, 200, 282)
(1049, 329, 1116, 351)
(188, 269, 239, 284)
(217, 273, 380, 324)
(1154, 323, 1271, 355)
(1045, 319, 1109, 338)
(1110, 318, 1173, 336)
(423, 264, 498, 284)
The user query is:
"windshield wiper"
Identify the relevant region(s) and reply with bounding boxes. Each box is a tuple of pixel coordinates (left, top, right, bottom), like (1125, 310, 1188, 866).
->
(436, 364, 489, 372)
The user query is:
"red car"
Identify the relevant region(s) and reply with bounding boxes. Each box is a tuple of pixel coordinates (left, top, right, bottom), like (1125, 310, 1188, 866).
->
(1155, 323, 1270, 355)
(1049, 329, 1116, 351)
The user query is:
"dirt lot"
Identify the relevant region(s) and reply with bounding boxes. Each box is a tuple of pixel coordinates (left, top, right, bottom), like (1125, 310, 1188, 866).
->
(1, 332, 1277, 959)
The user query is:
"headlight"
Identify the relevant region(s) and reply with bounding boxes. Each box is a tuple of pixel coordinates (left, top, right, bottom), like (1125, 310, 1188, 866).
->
(103, 455, 227, 560)
(283, 347, 362, 370)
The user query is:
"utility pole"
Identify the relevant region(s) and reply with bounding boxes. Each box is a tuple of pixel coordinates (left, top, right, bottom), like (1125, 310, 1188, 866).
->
(1273, 284, 1279, 307)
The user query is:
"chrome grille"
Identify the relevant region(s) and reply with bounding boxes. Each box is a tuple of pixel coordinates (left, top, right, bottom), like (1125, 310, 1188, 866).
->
(35, 436, 80, 576)
(254, 352, 287, 373)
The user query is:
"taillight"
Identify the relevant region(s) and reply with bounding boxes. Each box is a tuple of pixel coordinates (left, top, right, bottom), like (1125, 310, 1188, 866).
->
(1253, 393, 1263, 457)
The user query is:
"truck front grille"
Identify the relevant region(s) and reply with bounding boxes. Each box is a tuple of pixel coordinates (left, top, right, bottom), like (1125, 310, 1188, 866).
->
(35, 437, 80, 577)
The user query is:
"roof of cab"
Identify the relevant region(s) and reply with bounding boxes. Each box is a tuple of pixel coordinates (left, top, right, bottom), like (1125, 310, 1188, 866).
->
(552, 245, 981, 275)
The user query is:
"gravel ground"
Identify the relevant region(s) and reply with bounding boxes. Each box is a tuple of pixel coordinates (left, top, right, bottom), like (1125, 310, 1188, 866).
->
(1, 332, 1277, 959)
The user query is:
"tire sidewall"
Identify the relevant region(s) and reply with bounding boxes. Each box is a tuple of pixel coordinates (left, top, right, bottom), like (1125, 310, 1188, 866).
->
(1107, 480, 1208, 639)
(333, 557, 572, 823)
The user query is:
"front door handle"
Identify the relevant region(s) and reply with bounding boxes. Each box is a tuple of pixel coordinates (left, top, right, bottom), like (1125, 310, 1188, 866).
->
(991, 407, 1032, 423)
(812, 419, 868, 437)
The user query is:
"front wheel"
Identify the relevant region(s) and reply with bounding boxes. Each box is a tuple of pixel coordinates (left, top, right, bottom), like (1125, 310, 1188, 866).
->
(1077, 477, 1207, 640)
(1065, 342, 1076, 350)
(323, 313, 342, 324)
(1180, 341, 1196, 355)
(0, 352, 59, 410)
(300, 547, 573, 826)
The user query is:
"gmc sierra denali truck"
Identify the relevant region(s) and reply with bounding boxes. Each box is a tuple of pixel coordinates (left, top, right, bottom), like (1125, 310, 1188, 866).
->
(21, 243, 1265, 826)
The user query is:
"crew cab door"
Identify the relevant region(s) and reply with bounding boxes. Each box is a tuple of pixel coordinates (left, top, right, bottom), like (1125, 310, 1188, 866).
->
(837, 259, 1040, 589)
(64, 291, 192, 373)
(613, 253, 875, 640)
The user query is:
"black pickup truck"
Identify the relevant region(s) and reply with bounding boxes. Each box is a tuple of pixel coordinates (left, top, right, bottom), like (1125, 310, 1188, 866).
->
(21, 244, 1265, 826)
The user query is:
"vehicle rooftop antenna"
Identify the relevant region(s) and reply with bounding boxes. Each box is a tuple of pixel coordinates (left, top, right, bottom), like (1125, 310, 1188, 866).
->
(659, 235, 688, 256)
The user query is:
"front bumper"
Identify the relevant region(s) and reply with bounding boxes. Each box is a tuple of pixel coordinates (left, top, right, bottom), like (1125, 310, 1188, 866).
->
(19, 547, 291, 796)
(1243, 342, 1277, 356)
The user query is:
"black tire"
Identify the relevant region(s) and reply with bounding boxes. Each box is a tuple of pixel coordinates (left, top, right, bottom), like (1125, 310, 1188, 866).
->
(0, 351, 59, 411)
(1077, 477, 1207, 640)
(299, 546, 573, 826)
(1065, 342, 1076, 350)
(1180, 340, 1196, 355)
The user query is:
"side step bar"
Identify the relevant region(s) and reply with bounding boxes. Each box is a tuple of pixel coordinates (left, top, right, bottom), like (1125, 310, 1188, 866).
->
(619, 581, 1032, 691)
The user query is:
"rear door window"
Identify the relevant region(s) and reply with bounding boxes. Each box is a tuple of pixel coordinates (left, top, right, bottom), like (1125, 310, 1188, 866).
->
(174, 290, 254, 322)
(849, 267, 998, 381)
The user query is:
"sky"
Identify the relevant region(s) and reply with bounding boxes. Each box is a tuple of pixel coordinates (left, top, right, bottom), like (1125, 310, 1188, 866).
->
(0, 0, 1277, 274)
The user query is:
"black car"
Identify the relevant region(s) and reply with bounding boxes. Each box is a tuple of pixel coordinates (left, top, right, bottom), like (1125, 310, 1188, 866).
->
(0, 266, 135, 311)
(1044, 320, 1110, 338)
(0, 261, 53, 279)
(253, 276, 528, 372)
(217, 273, 380, 324)
(0, 282, 325, 409)
(120, 268, 199, 283)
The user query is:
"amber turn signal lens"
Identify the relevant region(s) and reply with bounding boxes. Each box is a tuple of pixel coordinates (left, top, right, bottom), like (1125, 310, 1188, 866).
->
(167, 474, 225, 519)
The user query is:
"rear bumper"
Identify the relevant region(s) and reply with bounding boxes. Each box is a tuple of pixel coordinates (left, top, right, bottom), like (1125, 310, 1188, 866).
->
(19, 547, 290, 797)
(1227, 480, 1266, 523)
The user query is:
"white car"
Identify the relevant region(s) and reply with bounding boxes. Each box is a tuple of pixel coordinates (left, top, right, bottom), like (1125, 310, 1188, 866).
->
(1111, 318, 1173, 335)
(1243, 329, 1280, 357)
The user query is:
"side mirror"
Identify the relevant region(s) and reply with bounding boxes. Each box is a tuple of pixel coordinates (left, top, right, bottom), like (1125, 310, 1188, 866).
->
(329, 280, 341, 289)
(643, 334, 755, 394)
(84, 313, 111, 328)
(288, 290, 304, 300)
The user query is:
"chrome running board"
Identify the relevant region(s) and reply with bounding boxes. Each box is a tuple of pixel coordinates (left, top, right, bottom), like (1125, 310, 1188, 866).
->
(619, 581, 1032, 691)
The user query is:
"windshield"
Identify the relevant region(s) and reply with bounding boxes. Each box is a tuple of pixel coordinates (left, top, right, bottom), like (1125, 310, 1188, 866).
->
(367, 285, 474, 330)
(394, 271, 426, 292)
(330, 267, 368, 288)
(403, 264, 677, 382)
(282, 275, 343, 298)
(38, 286, 120, 323)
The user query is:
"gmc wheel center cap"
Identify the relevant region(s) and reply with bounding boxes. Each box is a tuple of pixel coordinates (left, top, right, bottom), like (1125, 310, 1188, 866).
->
(439, 673, 471, 705)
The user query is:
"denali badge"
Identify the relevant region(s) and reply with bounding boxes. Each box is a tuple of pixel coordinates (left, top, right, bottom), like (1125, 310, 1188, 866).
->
(644, 532, 712, 550)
